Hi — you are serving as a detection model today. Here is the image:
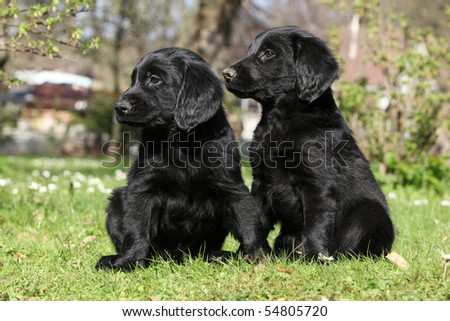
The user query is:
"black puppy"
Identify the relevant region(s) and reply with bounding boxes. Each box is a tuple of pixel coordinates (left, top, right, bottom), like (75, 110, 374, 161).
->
(223, 26, 395, 259)
(96, 48, 270, 271)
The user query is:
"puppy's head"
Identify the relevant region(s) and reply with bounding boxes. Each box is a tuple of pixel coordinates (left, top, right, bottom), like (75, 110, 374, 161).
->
(116, 48, 223, 131)
(223, 26, 339, 104)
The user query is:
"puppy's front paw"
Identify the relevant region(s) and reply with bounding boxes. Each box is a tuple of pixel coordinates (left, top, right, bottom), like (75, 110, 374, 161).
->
(244, 246, 273, 262)
(317, 252, 334, 263)
(206, 250, 236, 263)
(301, 239, 330, 262)
(96, 255, 147, 272)
(294, 248, 304, 257)
(95, 255, 118, 271)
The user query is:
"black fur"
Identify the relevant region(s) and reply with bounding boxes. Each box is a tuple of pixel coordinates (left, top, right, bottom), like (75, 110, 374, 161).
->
(96, 48, 270, 271)
(223, 26, 395, 259)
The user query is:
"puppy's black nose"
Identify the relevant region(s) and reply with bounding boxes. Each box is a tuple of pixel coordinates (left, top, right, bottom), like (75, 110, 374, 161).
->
(115, 101, 130, 115)
(223, 68, 236, 81)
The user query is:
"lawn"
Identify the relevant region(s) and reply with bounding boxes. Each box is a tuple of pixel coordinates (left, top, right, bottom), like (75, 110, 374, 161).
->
(0, 155, 449, 300)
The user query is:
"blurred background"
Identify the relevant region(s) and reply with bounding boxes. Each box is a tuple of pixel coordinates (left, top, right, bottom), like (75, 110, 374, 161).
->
(0, 0, 449, 192)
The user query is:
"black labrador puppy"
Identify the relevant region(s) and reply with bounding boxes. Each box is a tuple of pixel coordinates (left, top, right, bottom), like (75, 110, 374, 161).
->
(223, 26, 395, 260)
(96, 48, 270, 271)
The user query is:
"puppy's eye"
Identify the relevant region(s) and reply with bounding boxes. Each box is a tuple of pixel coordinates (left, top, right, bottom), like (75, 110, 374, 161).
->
(259, 49, 275, 62)
(264, 50, 274, 58)
(149, 75, 160, 84)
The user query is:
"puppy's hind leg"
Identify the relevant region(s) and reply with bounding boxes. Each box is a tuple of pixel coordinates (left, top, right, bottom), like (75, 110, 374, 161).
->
(334, 202, 395, 258)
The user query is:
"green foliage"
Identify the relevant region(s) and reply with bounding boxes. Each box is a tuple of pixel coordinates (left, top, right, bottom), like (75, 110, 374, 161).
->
(373, 154, 450, 193)
(0, 0, 99, 56)
(0, 107, 19, 143)
(326, 0, 450, 192)
(0, 0, 100, 84)
(334, 78, 368, 115)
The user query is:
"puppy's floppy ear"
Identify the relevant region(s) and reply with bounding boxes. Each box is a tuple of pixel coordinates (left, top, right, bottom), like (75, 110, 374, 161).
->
(175, 62, 223, 131)
(291, 32, 339, 103)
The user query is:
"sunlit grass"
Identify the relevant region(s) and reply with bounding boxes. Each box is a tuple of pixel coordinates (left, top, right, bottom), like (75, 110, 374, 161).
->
(0, 155, 449, 300)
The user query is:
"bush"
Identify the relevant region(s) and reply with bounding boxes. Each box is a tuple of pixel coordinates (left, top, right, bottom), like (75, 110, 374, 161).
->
(0, 107, 20, 144)
(373, 155, 450, 193)
(326, 0, 450, 192)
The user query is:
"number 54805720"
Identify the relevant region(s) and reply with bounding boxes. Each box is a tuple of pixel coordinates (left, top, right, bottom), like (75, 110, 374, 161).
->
(264, 305, 328, 317)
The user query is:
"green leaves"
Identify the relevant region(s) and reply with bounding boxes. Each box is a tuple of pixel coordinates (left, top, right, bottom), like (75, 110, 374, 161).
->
(0, 1, 20, 18)
(0, 0, 100, 86)
(327, 0, 449, 192)
(46, 41, 60, 58)
(71, 27, 83, 41)
(17, 23, 30, 37)
(0, 0, 98, 59)
(28, 3, 49, 18)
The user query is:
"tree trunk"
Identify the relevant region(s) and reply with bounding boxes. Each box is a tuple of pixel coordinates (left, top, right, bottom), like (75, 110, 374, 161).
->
(188, 0, 242, 75)
(109, 0, 128, 147)
(0, 2, 10, 91)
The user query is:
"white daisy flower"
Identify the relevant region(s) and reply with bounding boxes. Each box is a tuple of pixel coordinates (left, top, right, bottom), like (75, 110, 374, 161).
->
(413, 199, 429, 206)
(73, 172, 86, 182)
(441, 200, 450, 207)
(42, 170, 51, 178)
(29, 182, 40, 190)
(72, 181, 82, 189)
(115, 169, 127, 180)
(0, 178, 11, 187)
(87, 177, 102, 186)
(387, 192, 397, 199)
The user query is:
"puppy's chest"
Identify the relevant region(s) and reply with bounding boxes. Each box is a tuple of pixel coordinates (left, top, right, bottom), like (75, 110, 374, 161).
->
(258, 109, 310, 141)
(252, 116, 310, 167)
(130, 166, 210, 194)
(128, 170, 225, 239)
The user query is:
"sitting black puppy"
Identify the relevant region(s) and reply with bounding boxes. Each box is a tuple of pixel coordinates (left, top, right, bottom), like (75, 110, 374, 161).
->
(96, 48, 271, 271)
(223, 26, 395, 260)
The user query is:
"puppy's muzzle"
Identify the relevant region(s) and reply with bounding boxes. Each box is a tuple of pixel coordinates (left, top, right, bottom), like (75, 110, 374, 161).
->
(222, 67, 236, 82)
(115, 101, 131, 115)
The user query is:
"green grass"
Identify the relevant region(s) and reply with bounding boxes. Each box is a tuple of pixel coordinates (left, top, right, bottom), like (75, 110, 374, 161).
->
(1, 155, 449, 301)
